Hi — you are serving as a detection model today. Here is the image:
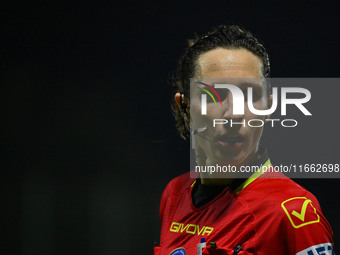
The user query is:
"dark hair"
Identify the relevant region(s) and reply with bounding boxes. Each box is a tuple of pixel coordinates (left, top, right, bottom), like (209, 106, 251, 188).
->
(172, 24, 271, 139)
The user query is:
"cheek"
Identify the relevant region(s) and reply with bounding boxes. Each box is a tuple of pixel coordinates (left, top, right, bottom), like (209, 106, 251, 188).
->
(190, 100, 209, 129)
(247, 126, 264, 151)
(244, 103, 265, 146)
(191, 102, 222, 126)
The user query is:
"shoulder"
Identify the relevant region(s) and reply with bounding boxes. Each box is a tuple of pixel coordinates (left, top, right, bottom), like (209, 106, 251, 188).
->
(240, 174, 322, 216)
(243, 173, 318, 203)
(159, 172, 196, 218)
(238, 175, 334, 253)
(161, 172, 195, 199)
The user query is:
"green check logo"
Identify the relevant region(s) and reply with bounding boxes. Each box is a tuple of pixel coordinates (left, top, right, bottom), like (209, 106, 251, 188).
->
(281, 197, 320, 228)
(291, 199, 312, 221)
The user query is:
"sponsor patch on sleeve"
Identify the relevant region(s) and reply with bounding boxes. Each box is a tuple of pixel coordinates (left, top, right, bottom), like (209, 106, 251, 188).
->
(281, 197, 320, 228)
(295, 242, 335, 255)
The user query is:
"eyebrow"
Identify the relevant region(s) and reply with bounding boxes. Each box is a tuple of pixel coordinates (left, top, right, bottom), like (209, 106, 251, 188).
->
(237, 82, 263, 89)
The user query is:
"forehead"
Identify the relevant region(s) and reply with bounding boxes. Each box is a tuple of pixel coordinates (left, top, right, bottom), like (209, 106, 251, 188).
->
(196, 48, 263, 79)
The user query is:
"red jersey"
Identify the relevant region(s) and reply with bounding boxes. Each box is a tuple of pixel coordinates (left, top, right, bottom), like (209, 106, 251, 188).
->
(155, 160, 335, 255)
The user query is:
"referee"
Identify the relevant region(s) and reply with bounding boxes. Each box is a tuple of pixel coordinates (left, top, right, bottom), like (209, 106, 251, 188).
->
(154, 25, 335, 255)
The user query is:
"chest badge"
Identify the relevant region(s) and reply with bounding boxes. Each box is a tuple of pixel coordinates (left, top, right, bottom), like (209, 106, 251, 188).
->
(169, 247, 186, 255)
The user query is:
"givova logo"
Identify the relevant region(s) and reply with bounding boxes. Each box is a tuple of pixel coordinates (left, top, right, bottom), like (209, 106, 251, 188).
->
(169, 221, 214, 236)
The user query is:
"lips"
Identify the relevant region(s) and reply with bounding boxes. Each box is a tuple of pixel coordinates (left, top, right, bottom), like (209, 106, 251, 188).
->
(215, 134, 245, 147)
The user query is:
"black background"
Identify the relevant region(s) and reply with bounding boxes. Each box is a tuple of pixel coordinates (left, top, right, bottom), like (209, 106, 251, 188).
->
(2, 1, 340, 254)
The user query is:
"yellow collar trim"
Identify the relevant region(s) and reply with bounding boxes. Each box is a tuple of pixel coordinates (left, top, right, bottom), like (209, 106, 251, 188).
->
(234, 159, 271, 194)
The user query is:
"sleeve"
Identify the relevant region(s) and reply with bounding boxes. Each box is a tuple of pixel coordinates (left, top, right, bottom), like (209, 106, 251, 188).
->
(159, 173, 190, 225)
(280, 195, 335, 255)
(251, 185, 335, 255)
(159, 181, 170, 225)
(154, 181, 172, 255)
(156, 176, 186, 255)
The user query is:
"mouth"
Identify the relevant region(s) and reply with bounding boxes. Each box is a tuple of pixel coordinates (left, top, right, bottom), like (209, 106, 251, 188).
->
(215, 134, 245, 148)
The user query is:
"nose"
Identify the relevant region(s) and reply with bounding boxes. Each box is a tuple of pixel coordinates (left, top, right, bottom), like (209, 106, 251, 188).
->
(222, 92, 244, 122)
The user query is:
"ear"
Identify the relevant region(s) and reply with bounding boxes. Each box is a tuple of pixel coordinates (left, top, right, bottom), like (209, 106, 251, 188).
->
(175, 92, 183, 107)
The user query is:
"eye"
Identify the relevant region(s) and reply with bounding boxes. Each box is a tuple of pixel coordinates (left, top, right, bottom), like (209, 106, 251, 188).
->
(239, 82, 263, 102)
(206, 93, 215, 103)
(253, 88, 263, 101)
(215, 89, 227, 101)
(242, 88, 248, 100)
(248, 88, 263, 102)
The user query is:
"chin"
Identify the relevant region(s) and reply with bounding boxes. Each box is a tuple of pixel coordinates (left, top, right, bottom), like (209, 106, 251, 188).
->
(209, 148, 246, 165)
(210, 154, 245, 166)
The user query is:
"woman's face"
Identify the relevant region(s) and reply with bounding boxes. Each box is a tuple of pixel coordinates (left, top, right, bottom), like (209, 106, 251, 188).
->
(190, 47, 270, 166)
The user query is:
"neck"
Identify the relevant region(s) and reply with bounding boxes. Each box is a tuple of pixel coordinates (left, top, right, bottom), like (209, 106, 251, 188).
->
(200, 150, 261, 186)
